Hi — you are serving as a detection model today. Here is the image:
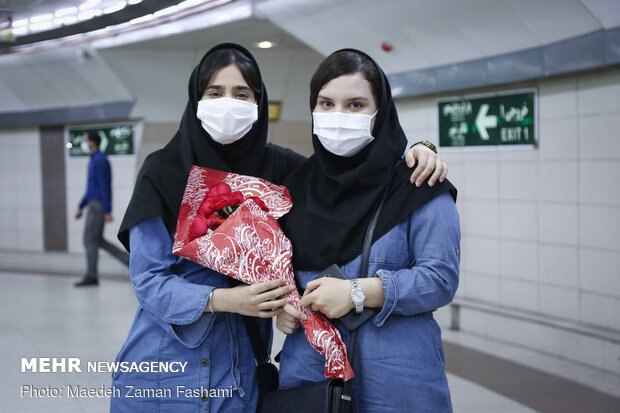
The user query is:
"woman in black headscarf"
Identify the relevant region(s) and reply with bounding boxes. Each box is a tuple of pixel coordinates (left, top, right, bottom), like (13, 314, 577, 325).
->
(111, 43, 447, 412)
(276, 50, 460, 413)
(111, 43, 305, 413)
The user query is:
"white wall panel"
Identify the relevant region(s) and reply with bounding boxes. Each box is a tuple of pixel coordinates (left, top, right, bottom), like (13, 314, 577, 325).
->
(539, 285, 580, 321)
(395, 67, 620, 371)
(499, 240, 538, 282)
(538, 203, 579, 245)
(500, 278, 539, 312)
(538, 162, 579, 202)
(539, 78, 578, 119)
(538, 118, 579, 160)
(579, 161, 620, 205)
(578, 114, 620, 159)
(577, 71, 620, 115)
(499, 201, 538, 241)
(539, 244, 580, 288)
(0, 128, 43, 252)
(498, 162, 539, 201)
(580, 249, 620, 296)
(579, 204, 620, 250)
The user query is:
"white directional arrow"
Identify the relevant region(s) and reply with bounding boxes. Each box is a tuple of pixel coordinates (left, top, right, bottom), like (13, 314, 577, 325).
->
(475, 104, 497, 140)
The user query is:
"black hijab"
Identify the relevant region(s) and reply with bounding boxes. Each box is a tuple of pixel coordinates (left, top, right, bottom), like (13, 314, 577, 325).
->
(118, 43, 294, 251)
(281, 49, 456, 271)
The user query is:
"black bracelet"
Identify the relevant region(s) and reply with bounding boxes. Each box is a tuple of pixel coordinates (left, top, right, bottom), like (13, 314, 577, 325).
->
(409, 140, 437, 154)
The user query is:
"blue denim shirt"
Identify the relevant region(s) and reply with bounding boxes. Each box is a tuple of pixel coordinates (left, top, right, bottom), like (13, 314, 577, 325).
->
(110, 216, 271, 412)
(279, 192, 460, 413)
(79, 150, 113, 214)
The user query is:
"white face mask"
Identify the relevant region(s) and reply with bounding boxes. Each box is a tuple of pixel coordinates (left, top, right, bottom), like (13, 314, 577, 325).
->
(81, 141, 91, 154)
(196, 97, 258, 145)
(312, 111, 377, 157)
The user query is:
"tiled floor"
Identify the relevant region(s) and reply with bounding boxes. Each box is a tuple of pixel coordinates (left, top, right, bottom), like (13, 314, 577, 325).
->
(1, 271, 618, 413)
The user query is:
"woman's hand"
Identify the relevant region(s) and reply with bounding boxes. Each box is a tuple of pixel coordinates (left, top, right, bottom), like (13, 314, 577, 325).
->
(299, 277, 385, 319)
(299, 278, 354, 319)
(276, 304, 307, 334)
(209, 279, 295, 318)
(404, 144, 448, 187)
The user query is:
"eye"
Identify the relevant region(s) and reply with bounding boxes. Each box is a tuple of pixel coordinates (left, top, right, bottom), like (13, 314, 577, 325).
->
(206, 90, 222, 98)
(349, 101, 365, 110)
(319, 100, 333, 108)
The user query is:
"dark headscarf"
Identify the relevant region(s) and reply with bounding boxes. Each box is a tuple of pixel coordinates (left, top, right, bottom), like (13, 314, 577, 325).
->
(281, 49, 456, 271)
(118, 43, 300, 251)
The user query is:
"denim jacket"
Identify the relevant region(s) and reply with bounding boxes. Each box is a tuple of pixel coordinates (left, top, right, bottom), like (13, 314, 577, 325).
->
(110, 216, 270, 413)
(279, 192, 460, 413)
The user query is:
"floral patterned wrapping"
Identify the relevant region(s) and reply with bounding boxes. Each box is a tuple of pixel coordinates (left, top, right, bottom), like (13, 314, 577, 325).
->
(173, 166, 354, 381)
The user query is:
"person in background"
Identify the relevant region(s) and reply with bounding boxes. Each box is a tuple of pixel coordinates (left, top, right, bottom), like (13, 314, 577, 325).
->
(74, 130, 129, 287)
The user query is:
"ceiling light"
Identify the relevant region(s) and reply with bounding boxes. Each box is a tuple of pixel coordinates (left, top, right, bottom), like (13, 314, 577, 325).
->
(79, 0, 102, 11)
(12, 19, 28, 27)
(30, 14, 53, 23)
(62, 16, 79, 25)
(178, 0, 207, 9)
(154, 5, 178, 17)
(12, 26, 29, 35)
(128, 0, 143, 4)
(129, 14, 154, 25)
(104, 1, 127, 14)
(29, 21, 54, 32)
(78, 9, 102, 21)
(55, 7, 78, 17)
(255, 41, 276, 49)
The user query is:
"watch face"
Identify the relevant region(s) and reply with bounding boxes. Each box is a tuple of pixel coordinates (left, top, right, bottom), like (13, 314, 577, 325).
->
(351, 290, 365, 302)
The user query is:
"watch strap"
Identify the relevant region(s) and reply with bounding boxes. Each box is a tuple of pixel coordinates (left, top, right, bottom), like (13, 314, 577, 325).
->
(410, 140, 437, 154)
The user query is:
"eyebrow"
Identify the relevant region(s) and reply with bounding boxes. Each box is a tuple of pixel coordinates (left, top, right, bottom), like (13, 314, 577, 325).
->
(316, 94, 369, 101)
(206, 84, 253, 92)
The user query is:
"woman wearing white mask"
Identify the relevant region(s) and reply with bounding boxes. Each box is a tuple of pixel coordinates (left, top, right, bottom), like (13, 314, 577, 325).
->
(111, 44, 447, 412)
(277, 49, 460, 413)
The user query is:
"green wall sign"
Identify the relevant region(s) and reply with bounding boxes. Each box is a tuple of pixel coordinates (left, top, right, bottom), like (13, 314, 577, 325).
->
(438, 91, 536, 147)
(68, 124, 134, 157)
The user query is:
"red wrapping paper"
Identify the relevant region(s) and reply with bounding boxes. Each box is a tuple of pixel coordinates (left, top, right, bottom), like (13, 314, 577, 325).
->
(173, 166, 354, 381)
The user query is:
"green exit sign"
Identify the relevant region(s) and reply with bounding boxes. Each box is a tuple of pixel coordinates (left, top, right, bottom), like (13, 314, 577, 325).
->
(68, 124, 135, 157)
(438, 90, 536, 148)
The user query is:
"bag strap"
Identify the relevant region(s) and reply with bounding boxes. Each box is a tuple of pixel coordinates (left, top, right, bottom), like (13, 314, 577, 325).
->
(242, 316, 271, 365)
(342, 161, 401, 412)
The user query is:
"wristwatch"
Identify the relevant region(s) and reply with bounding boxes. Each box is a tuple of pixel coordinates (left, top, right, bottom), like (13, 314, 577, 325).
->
(410, 140, 437, 154)
(350, 279, 365, 314)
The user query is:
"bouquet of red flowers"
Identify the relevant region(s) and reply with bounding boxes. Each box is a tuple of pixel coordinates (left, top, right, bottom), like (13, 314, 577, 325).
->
(173, 166, 354, 381)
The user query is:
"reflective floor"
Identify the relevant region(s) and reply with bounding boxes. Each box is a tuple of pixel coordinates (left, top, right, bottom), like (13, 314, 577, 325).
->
(1, 271, 618, 413)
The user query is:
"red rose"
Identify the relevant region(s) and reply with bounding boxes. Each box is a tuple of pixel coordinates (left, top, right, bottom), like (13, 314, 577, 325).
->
(209, 195, 230, 211)
(189, 215, 208, 240)
(199, 195, 229, 217)
(197, 199, 215, 217)
(229, 191, 244, 206)
(206, 214, 226, 230)
(247, 196, 269, 212)
(209, 182, 232, 196)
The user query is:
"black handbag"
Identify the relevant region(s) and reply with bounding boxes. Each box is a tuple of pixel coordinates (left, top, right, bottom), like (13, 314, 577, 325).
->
(260, 166, 393, 413)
